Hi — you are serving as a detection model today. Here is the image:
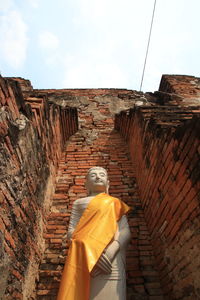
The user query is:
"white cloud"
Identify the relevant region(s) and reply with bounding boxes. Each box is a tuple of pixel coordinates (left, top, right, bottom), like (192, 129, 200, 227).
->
(0, 10, 28, 69)
(74, 0, 153, 29)
(64, 0, 156, 90)
(44, 52, 62, 67)
(38, 31, 59, 51)
(27, 0, 39, 8)
(0, 0, 13, 12)
(62, 59, 128, 88)
(67, 0, 200, 91)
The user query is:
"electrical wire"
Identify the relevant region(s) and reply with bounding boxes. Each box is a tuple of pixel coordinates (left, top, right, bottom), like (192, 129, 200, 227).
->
(139, 0, 157, 91)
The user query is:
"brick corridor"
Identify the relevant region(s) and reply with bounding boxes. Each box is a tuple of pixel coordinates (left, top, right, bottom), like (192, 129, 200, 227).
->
(1, 76, 199, 299)
(36, 125, 164, 300)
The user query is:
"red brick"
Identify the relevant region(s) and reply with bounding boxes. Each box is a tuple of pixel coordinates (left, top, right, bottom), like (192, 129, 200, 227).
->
(5, 230, 16, 249)
(12, 269, 23, 280)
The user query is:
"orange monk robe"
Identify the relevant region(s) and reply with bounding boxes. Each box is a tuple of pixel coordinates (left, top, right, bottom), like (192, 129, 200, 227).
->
(57, 192, 130, 300)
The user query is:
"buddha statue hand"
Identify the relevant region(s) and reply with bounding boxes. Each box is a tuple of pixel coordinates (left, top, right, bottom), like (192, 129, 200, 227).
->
(91, 239, 120, 277)
(104, 240, 120, 263)
(91, 253, 112, 277)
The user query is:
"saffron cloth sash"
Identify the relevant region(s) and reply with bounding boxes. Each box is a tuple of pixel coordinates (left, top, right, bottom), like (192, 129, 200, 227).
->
(56, 192, 130, 300)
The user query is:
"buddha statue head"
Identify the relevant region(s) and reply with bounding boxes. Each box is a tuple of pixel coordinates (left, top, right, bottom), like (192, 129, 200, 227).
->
(85, 166, 109, 195)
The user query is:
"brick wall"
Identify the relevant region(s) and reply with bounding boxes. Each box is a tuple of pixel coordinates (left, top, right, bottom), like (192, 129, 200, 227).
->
(159, 75, 200, 99)
(115, 95, 200, 298)
(158, 74, 200, 106)
(1, 74, 199, 300)
(0, 77, 78, 299)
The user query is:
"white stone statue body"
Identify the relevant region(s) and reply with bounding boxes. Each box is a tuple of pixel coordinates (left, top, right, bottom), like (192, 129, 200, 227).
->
(67, 167, 131, 300)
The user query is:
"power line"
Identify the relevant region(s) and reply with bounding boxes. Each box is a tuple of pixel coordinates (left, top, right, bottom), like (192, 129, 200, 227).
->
(140, 0, 157, 91)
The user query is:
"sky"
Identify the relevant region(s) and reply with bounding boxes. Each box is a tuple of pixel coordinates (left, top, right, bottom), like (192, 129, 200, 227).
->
(0, 0, 200, 92)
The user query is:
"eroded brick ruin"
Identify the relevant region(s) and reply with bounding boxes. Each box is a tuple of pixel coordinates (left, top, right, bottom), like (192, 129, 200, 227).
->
(0, 75, 199, 300)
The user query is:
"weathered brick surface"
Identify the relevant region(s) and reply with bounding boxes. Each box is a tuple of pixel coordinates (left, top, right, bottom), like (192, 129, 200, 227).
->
(158, 74, 200, 106)
(115, 83, 200, 299)
(159, 74, 200, 99)
(34, 90, 164, 300)
(0, 76, 78, 299)
(1, 74, 199, 300)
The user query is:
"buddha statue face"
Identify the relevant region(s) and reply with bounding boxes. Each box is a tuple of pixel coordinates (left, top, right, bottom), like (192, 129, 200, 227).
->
(85, 167, 109, 195)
